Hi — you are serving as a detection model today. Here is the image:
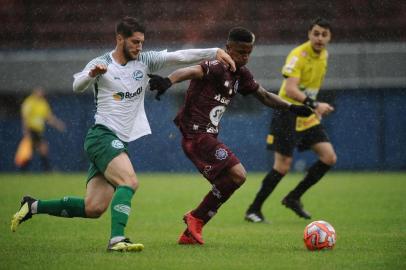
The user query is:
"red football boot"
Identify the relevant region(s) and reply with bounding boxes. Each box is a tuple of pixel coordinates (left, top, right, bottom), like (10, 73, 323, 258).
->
(183, 212, 204, 244)
(178, 229, 199, 245)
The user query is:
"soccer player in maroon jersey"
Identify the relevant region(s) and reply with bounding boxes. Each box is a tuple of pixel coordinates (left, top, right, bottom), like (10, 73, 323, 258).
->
(148, 27, 313, 245)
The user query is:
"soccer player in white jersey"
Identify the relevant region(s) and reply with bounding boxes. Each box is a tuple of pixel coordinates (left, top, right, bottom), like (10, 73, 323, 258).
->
(10, 16, 236, 252)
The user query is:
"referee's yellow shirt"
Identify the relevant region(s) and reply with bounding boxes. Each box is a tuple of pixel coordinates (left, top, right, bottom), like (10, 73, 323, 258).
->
(278, 41, 328, 105)
(21, 94, 51, 133)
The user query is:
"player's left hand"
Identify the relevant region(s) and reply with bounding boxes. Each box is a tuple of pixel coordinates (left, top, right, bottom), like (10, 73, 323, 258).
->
(216, 49, 236, 72)
(289, 104, 313, 117)
(148, 74, 172, 100)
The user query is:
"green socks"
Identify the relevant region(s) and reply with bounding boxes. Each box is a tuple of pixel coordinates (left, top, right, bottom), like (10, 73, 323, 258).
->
(36, 185, 135, 239)
(110, 185, 135, 238)
(38, 196, 86, 218)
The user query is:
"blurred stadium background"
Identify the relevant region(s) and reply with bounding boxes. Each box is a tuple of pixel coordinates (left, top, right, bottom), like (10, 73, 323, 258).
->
(0, 0, 405, 172)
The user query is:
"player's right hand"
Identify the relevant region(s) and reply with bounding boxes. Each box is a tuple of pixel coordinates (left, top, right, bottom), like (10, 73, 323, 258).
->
(148, 74, 172, 100)
(315, 102, 334, 117)
(88, 64, 107, 78)
(216, 49, 236, 72)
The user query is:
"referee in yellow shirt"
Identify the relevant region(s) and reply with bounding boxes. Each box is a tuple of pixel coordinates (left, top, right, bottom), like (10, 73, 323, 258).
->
(245, 18, 336, 222)
(20, 86, 65, 171)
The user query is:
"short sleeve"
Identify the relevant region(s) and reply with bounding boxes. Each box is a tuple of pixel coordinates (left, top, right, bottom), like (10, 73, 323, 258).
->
(200, 60, 227, 81)
(21, 98, 31, 118)
(44, 101, 51, 118)
(281, 50, 305, 79)
(238, 67, 259, 96)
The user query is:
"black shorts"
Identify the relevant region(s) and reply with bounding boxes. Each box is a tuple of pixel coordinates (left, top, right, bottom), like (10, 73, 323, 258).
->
(267, 109, 330, 157)
(29, 129, 44, 148)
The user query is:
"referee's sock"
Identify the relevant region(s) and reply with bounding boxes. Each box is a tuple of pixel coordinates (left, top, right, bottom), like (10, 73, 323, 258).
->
(40, 156, 51, 171)
(286, 160, 331, 199)
(247, 169, 285, 212)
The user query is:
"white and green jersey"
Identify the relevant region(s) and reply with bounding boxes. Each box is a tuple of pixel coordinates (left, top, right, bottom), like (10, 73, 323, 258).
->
(73, 48, 218, 142)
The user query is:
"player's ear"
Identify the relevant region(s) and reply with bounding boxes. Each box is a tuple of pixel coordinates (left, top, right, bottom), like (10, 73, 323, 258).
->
(326, 30, 332, 42)
(116, 34, 124, 44)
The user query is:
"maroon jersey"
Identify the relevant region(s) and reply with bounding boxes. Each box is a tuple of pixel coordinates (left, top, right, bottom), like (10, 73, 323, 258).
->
(174, 60, 259, 137)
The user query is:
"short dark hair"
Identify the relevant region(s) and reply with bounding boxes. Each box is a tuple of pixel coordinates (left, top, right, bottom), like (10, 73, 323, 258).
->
(227, 27, 255, 44)
(116, 16, 145, 38)
(309, 17, 331, 31)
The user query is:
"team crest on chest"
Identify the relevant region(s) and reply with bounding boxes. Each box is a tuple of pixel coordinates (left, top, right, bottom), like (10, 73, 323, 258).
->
(132, 70, 143, 81)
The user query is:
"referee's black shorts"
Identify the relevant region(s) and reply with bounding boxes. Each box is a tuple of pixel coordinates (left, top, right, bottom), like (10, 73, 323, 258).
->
(29, 129, 44, 148)
(267, 109, 330, 157)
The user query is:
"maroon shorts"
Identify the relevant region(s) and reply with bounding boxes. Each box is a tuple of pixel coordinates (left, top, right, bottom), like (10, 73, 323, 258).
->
(181, 133, 240, 183)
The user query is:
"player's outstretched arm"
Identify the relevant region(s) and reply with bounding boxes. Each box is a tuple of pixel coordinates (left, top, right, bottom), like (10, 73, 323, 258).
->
(148, 65, 204, 100)
(73, 64, 107, 93)
(47, 114, 66, 132)
(253, 86, 313, 116)
(164, 49, 236, 72)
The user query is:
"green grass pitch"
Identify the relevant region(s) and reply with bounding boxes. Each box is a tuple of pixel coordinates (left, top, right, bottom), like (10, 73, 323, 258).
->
(0, 172, 405, 270)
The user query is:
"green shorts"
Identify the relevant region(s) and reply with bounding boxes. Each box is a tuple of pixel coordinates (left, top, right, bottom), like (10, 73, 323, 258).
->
(84, 124, 128, 185)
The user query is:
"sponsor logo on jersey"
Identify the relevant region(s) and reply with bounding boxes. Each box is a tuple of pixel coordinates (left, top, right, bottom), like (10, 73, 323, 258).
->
(111, 139, 124, 149)
(113, 92, 125, 101)
(206, 127, 218, 134)
(112, 87, 143, 101)
(215, 148, 228, 160)
(209, 105, 226, 126)
(132, 70, 143, 81)
(214, 94, 230, 105)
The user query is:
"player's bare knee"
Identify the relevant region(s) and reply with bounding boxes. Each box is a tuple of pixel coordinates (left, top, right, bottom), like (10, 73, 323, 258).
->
(230, 167, 247, 185)
(121, 176, 138, 190)
(274, 156, 292, 175)
(116, 172, 139, 190)
(319, 151, 337, 166)
(274, 162, 291, 175)
(128, 179, 138, 190)
(84, 202, 107, 218)
(323, 153, 337, 166)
